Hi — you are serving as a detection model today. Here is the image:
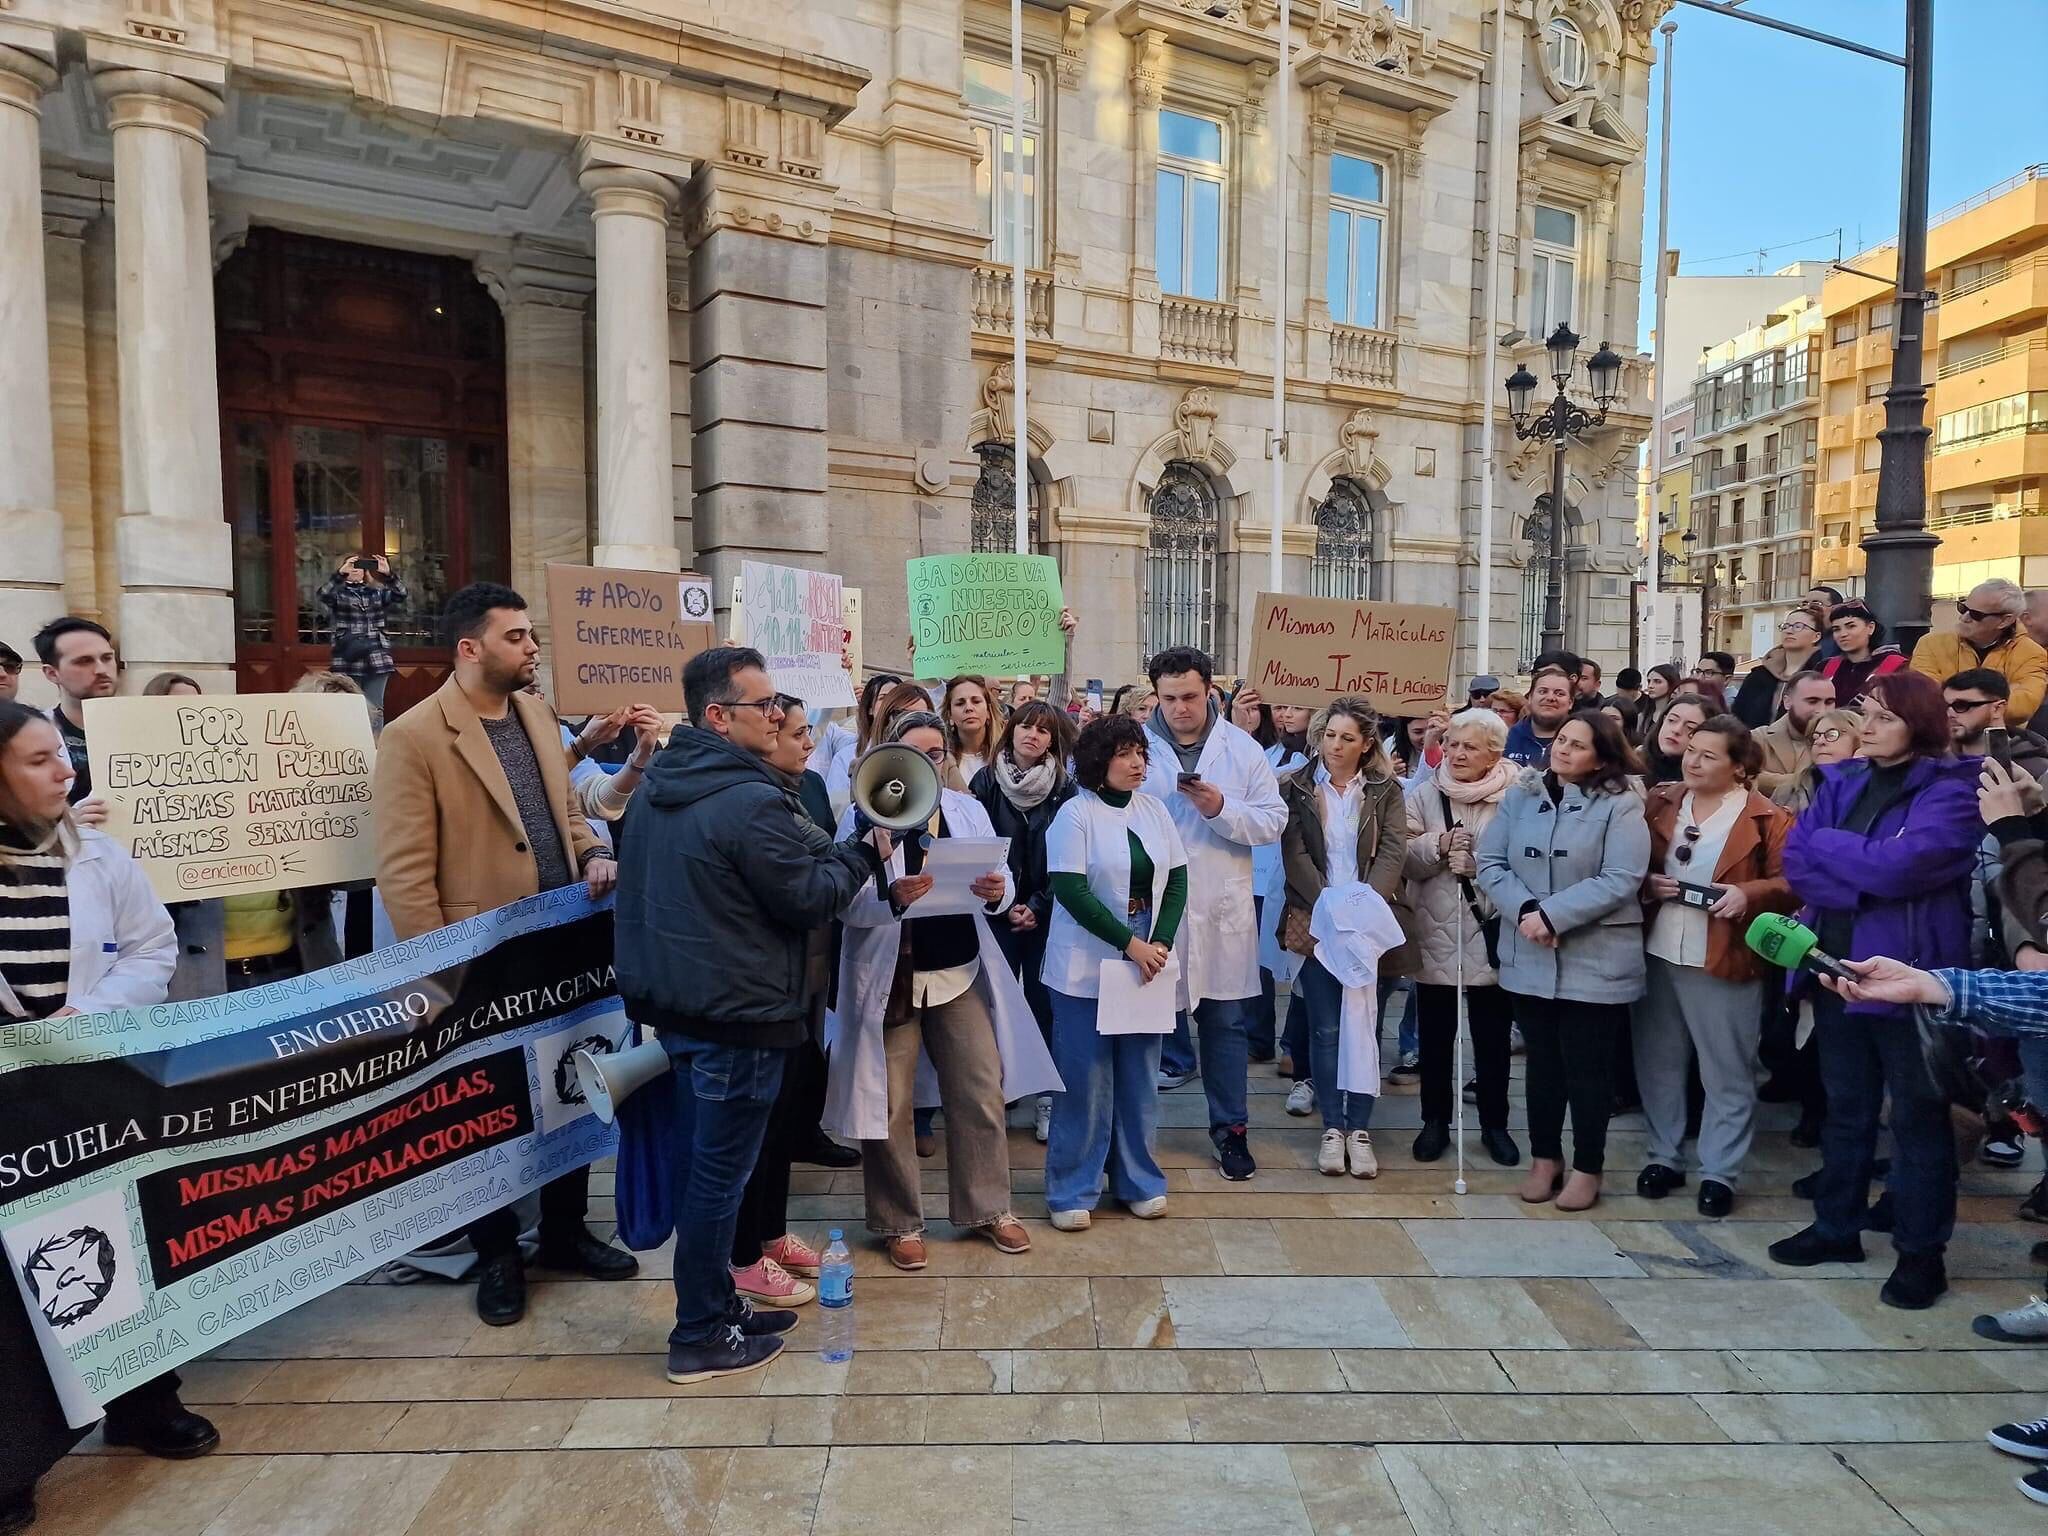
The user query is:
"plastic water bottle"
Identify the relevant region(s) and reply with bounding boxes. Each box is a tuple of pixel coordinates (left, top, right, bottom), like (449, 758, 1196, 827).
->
(818, 1229, 854, 1363)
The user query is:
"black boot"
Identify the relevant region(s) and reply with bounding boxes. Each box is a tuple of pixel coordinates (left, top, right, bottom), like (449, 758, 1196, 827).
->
(1479, 1128, 1520, 1167)
(1881, 1251, 1947, 1311)
(536, 1228, 639, 1280)
(474, 1252, 527, 1327)
(100, 1404, 220, 1460)
(1767, 1224, 1865, 1267)
(1412, 1121, 1451, 1162)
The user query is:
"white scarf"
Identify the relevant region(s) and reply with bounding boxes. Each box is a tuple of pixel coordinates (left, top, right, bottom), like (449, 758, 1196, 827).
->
(994, 750, 1060, 810)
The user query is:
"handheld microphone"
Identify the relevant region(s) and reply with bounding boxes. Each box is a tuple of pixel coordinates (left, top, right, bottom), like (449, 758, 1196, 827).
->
(1744, 913, 1853, 982)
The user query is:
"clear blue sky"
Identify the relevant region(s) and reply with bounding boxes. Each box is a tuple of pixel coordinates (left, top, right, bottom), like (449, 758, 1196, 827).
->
(1639, 0, 2048, 336)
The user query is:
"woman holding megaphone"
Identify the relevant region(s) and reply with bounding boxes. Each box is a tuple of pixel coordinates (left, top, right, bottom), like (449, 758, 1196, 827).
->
(1633, 715, 1796, 1218)
(1772, 671, 1982, 1310)
(824, 712, 1062, 1271)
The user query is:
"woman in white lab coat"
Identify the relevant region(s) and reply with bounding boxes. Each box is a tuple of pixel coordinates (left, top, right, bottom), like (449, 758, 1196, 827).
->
(1040, 716, 1189, 1230)
(823, 713, 1062, 1271)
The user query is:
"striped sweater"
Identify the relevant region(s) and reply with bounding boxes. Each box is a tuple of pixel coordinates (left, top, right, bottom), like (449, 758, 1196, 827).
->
(0, 826, 70, 1019)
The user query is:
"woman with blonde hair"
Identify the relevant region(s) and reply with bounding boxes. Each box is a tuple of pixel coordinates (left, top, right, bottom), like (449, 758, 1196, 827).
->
(142, 671, 201, 696)
(943, 675, 1004, 786)
(1488, 689, 1525, 730)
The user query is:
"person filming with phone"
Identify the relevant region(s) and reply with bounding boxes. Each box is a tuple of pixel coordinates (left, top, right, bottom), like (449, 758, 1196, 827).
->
(318, 550, 408, 726)
(1944, 668, 2048, 782)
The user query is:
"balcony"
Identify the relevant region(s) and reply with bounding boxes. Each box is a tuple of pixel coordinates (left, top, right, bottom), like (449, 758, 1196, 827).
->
(1819, 413, 1853, 451)
(1822, 346, 1858, 383)
(1936, 335, 2048, 413)
(1853, 401, 1886, 438)
(1855, 331, 1894, 372)
(1817, 480, 1851, 521)
(1812, 539, 1868, 582)
(1940, 253, 2048, 340)
(1931, 422, 2048, 493)
(1158, 294, 1238, 368)
(1330, 324, 1397, 389)
(1851, 472, 1879, 512)
(970, 265, 1054, 344)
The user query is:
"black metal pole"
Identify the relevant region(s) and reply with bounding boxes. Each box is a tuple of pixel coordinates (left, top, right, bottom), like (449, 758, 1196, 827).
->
(1862, 0, 1937, 653)
(1543, 391, 1568, 654)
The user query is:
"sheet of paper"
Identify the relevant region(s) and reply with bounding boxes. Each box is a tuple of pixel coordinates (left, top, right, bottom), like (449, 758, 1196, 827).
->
(1097, 954, 1180, 1035)
(909, 836, 1011, 917)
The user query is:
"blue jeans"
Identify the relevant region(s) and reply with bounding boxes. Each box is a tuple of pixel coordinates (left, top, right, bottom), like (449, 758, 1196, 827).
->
(1811, 992, 1956, 1257)
(1193, 996, 1250, 1137)
(1044, 988, 1167, 1211)
(1162, 1009, 1198, 1078)
(1385, 977, 1417, 1061)
(1296, 956, 1378, 1133)
(661, 1034, 785, 1346)
(2022, 1038, 2048, 1132)
(1282, 986, 1310, 1081)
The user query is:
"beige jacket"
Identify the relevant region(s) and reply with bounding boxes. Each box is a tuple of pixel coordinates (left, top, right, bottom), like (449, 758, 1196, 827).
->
(1754, 714, 1812, 797)
(1401, 778, 1505, 988)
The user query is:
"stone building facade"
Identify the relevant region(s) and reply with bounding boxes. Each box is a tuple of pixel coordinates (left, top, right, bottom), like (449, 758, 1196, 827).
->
(0, 0, 1660, 712)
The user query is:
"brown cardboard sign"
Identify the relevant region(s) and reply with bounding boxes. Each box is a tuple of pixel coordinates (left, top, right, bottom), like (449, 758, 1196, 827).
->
(1244, 593, 1455, 717)
(544, 564, 714, 716)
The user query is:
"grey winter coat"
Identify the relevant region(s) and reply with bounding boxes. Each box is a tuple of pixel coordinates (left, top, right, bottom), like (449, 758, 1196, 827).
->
(1474, 769, 1651, 1004)
(1402, 778, 1506, 988)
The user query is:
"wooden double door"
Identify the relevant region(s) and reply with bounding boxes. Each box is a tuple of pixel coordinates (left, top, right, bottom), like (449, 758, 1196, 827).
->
(218, 230, 511, 720)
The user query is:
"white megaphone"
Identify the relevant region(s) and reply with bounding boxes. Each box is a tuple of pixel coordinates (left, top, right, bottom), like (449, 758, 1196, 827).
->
(850, 742, 943, 833)
(572, 1037, 671, 1125)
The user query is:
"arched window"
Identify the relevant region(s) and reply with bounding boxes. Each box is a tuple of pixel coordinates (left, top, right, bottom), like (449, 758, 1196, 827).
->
(1311, 478, 1378, 601)
(1143, 460, 1221, 660)
(970, 442, 1040, 554)
(1544, 16, 1589, 89)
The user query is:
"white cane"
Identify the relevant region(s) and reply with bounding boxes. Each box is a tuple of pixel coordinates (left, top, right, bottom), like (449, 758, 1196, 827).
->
(1453, 889, 1469, 1197)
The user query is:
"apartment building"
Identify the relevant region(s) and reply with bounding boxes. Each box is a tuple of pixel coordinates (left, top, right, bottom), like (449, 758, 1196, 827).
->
(1812, 165, 2047, 604)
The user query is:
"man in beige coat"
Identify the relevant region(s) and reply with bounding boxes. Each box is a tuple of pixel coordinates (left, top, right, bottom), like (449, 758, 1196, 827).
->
(374, 581, 632, 1327)
(1754, 672, 1837, 798)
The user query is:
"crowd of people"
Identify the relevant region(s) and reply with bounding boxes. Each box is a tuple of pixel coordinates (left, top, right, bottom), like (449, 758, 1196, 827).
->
(15, 563, 2048, 1521)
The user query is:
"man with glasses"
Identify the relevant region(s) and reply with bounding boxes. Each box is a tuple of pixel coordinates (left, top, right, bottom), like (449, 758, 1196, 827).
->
(375, 582, 631, 1328)
(1945, 669, 2048, 782)
(1912, 579, 2048, 728)
(614, 647, 889, 1382)
(1733, 611, 1826, 729)
(1691, 652, 1736, 691)
(1755, 672, 1841, 798)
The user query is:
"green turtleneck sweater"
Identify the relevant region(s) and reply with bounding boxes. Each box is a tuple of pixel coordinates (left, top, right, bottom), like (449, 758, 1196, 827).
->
(1046, 786, 1188, 951)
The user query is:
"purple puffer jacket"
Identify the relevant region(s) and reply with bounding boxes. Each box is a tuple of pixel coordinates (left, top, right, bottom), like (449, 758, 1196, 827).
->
(1781, 754, 1982, 1019)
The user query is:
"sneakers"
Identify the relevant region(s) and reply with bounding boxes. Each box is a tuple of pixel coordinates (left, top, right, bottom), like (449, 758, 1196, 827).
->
(1989, 1414, 2048, 1459)
(884, 1234, 928, 1271)
(1318, 1127, 1346, 1176)
(761, 1232, 822, 1278)
(1881, 1251, 1947, 1311)
(1975, 1296, 2048, 1343)
(1034, 1097, 1052, 1144)
(2023, 1468, 2048, 1507)
(1285, 1080, 1317, 1117)
(1157, 1067, 1195, 1091)
(1215, 1126, 1256, 1182)
(1767, 1225, 1866, 1267)
(977, 1214, 1032, 1253)
(1049, 1208, 1091, 1232)
(1347, 1130, 1378, 1179)
(1387, 1051, 1420, 1084)
(1126, 1195, 1168, 1219)
(1986, 1129, 2026, 1167)
(730, 1256, 815, 1307)
(2021, 1177, 2048, 1224)
(666, 1323, 783, 1384)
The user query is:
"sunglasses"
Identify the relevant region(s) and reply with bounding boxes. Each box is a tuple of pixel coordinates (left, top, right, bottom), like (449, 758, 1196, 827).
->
(1956, 599, 2008, 623)
(1675, 824, 1702, 865)
(0, 661, 19, 676)
(1946, 697, 1999, 713)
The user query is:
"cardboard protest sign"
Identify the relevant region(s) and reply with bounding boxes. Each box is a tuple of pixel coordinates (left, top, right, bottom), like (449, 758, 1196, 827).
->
(1243, 593, 1454, 717)
(740, 559, 855, 708)
(85, 693, 377, 903)
(0, 888, 624, 1423)
(907, 553, 1066, 679)
(843, 587, 865, 682)
(544, 564, 713, 716)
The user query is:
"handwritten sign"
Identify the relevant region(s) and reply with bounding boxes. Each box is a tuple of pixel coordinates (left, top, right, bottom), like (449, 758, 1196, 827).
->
(740, 560, 854, 708)
(907, 553, 1065, 679)
(544, 564, 713, 716)
(85, 693, 377, 902)
(1244, 593, 1454, 717)
(843, 587, 865, 682)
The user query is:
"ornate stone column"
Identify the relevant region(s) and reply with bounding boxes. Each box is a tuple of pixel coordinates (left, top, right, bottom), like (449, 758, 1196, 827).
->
(578, 144, 686, 573)
(0, 43, 62, 695)
(95, 60, 234, 688)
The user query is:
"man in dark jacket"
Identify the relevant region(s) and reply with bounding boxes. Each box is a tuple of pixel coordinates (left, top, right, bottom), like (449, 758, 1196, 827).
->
(615, 647, 884, 1385)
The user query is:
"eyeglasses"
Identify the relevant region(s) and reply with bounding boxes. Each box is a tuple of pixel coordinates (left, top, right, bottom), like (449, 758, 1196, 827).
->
(720, 696, 787, 719)
(1811, 727, 1848, 745)
(1957, 599, 2008, 623)
(918, 746, 949, 765)
(1674, 824, 1702, 865)
(1692, 667, 1724, 680)
(1781, 621, 1818, 634)
(1946, 697, 1998, 713)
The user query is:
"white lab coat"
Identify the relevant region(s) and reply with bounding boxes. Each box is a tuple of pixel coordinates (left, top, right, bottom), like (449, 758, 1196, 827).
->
(1255, 742, 1307, 983)
(1141, 715, 1287, 1009)
(1041, 788, 1187, 998)
(1308, 881, 1406, 1096)
(0, 827, 175, 1019)
(815, 722, 860, 821)
(822, 788, 1063, 1142)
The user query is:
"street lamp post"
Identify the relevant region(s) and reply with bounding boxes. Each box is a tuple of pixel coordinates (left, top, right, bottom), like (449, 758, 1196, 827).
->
(1506, 324, 1624, 656)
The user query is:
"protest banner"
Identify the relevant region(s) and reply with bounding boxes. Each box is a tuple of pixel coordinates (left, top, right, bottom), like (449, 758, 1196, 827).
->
(740, 559, 855, 708)
(1243, 593, 1455, 716)
(906, 553, 1065, 679)
(544, 563, 713, 716)
(0, 887, 628, 1424)
(84, 693, 377, 904)
(843, 587, 865, 682)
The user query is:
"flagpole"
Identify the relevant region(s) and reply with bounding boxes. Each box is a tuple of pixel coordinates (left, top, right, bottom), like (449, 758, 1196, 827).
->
(1269, 0, 1290, 594)
(1011, 0, 1030, 556)
(1474, 0, 1510, 675)
(1646, 19, 1676, 664)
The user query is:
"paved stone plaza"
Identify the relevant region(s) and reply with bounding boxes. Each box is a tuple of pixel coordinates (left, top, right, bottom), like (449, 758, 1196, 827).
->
(34, 1061, 2047, 1535)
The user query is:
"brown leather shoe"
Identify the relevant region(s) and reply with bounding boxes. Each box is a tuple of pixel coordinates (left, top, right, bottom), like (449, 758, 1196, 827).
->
(885, 1234, 928, 1271)
(977, 1214, 1031, 1254)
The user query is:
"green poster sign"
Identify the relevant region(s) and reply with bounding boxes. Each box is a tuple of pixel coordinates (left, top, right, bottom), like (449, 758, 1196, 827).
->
(907, 553, 1066, 678)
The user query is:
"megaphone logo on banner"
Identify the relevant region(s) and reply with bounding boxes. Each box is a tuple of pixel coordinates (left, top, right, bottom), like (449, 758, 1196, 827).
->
(851, 742, 942, 832)
(572, 1037, 671, 1125)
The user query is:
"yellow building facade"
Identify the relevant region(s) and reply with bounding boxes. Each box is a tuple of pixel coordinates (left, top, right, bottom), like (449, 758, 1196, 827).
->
(1813, 165, 2048, 600)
